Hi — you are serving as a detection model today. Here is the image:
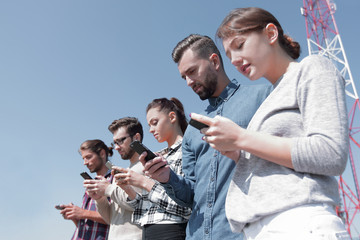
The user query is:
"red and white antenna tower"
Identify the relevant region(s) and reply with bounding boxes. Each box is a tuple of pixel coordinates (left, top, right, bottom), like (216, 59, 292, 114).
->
(301, 0, 360, 237)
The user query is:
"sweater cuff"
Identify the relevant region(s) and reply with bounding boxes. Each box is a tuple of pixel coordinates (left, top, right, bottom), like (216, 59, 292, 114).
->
(127, 193, 141, 208)
(290, 137, 302, 172)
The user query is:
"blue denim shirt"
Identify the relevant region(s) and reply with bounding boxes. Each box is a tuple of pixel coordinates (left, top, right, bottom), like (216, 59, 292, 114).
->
(162, 80, 272, 240)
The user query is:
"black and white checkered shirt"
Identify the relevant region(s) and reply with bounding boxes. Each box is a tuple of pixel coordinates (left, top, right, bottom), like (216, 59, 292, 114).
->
(128, 139, 192, 226)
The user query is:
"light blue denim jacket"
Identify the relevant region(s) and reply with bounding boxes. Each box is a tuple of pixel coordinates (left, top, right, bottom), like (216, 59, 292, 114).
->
(162, 79, 272, 240)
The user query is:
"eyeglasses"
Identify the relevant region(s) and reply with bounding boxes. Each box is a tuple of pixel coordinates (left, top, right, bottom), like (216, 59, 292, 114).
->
(112, 135, 131, 147)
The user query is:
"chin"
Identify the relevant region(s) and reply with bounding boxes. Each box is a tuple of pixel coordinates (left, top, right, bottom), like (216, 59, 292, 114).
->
(157, 138, 165, 143)
(249, 75, 262, 81)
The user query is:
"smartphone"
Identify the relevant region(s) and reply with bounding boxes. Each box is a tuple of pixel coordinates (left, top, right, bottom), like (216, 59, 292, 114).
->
(55, 205, 65, 210)
(80, 171, 93, 180)
(105, 160, 120, 174)
(130, 140, 157, 161)
(189, 118, 209, 130)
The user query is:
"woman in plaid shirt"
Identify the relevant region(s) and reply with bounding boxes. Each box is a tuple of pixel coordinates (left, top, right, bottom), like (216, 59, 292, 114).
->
(113, 97, 191, 240)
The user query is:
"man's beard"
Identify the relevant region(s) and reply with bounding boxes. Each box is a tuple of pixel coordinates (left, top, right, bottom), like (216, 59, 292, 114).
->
(90, 155, 104, 173)
(121, 148, 136, 160)
(91, 164, 102, 173)
(197, 70, 218, 100)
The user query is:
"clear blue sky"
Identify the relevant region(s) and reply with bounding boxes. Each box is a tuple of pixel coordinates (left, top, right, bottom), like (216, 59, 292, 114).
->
(1, 1, 359, 239)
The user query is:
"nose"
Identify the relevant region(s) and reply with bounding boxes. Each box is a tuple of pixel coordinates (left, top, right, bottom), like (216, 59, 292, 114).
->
(84, 159, 89, 166)
(149, 126, 155, 133)
(186, 76, 195, 87)
(231, 53, 243, 67)
(114, 144, 121, 151)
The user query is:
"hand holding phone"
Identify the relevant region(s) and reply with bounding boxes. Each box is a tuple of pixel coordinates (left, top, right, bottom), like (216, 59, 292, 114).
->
(80, 172, 93, 180)
(105, 160, 120, 174)
(130, 140, 157, 161)
(55, 205, 65, 210)
(189, 118, 209, 130)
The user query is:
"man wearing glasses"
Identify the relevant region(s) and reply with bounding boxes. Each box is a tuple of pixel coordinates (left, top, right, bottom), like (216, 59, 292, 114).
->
(84, 117, 144, 240)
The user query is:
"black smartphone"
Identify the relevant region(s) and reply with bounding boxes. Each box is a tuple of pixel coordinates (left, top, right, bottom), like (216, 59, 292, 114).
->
(55, 205, 65, 210)
(189, 118, 209, 130)
(130, 140, 157, 161)
(105, 160, 120, 174)
(80, 172, 93, 180)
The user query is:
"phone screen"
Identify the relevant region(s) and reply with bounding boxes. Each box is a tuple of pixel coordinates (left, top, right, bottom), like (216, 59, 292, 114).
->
(55, 205, 65, 210)
(105, 161, 114, 170)
(80, 172, 93, 180)
(130, 140, 156, 161)
(189, 118, 209, 130)
(105, 160, 120, 174)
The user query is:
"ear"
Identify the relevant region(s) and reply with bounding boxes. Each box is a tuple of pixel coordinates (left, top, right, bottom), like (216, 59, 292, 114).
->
(168, 111, 177, 124)
(100, 149, 106, 161)
(133, 133, 141, 142)
(209, 53, 221, 71)
(265, 23, 278, 45)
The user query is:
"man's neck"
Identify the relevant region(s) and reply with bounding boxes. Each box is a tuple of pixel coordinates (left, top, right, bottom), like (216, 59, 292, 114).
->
(212, 74, 231, 98)
(129, 153, 140, 165)
(96, 166, 108, 176)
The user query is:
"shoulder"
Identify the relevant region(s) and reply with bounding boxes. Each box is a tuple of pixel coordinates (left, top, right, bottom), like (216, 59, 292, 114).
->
(238, 82, 272, 91)
(299, 55, 338, 73)
(290, 55, 345, 90)
(183, 126, 197, 143)
(301, 54, 329, 63)
(237, 83, 273, 100)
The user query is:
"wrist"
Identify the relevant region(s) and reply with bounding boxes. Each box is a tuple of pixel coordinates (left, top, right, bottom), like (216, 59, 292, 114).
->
(142, 178, 155, 192)
(80, 209, 88, 219)
(236, 127, 248, 150)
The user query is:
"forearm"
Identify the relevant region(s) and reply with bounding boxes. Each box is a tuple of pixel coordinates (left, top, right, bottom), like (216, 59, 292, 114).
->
(238, 123, 348, 175)
(95, 196, 111, 224)
(161, 170, 194, 208)
(106, 184, 135, 211)
(121, 185, 138, 200)
(81, 209, 108, 225)
(238, 129, 293, 169)
(292, 135, 348, 175)
(140, 177, 155, 192)
(71, 219, 79, 226)
(148, 182, 192, 217)
(121, 174, 155, 197)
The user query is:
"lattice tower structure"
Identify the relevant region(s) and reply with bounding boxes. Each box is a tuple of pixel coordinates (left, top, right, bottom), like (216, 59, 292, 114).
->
(301, 0, 360, 238)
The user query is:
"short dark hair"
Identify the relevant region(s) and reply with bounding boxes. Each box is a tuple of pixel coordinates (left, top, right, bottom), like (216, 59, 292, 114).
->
(79, 139, 113, 157)
(108, 117, 144, 142)
(172, 34, 224, 68)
